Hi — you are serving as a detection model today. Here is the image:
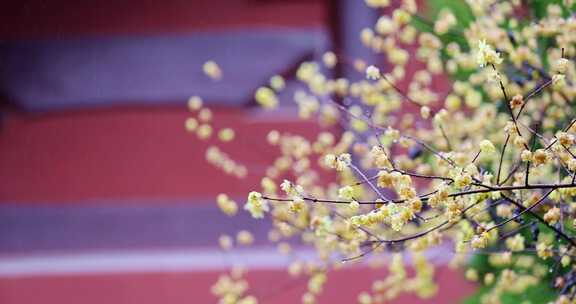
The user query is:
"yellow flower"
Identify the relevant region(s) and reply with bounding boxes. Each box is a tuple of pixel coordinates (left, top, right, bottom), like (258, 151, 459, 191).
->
(552, 74, 566, 89)
(536, 242, 553, 259)
(197, 124, 213, 140)
(216, 193, 238, 216)
(552, 57, 569, 74)
(509, 94, 524, 109)
(377, 170, 396, 188)
(338, 186, 355, 200)
(349, 200, 360, 212)
(325, 153, 351, 171)
(311, 216, 332, 236)
(471, 232, 489, 249)
(506, 234, 525, 252)
(532, 149, 550, 166)
(370, 146, 392, 169)
(557, 132, 574, 147)
(454, 171, 472, 189)
(237, 296, 257, 304)
(366, 65, 381, 80)
(464, 89, 482, 108)
(218, 234, 233, 251)
(420, 106, 431, 119)
(520, 150, 532, 162)
(198, 108, 212, 122)
(476, 40, 503, 67)
(324, 154, 336, 168)
(465, 268, 478, 281)
(255, 87, 279, 109)
(322, 52, 337, 68)
(392, 9, 411, 25)
(244, 191, 269, 219)
(544, 207, 561, 224)
(218, 128, 235, 142)
(280, 179, 294, 195)
(187, 96, 203, 111)
(269, 75, 285, 91)
(290, 196, 305, 213)
(375, 16, 396, 35)
(409, 198, 423, 213)
(568, 159, 576, 171)
(236, 230, 254, 245)
(267, 130, 280, 145)
(185, 118, 198, 132)
(479, 140, 496, 154)
(203, 60, 222, 80)
(365, 0, 390, 8)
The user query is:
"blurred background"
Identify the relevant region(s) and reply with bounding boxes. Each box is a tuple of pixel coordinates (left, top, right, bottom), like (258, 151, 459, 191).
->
(0, 0, 474, 303)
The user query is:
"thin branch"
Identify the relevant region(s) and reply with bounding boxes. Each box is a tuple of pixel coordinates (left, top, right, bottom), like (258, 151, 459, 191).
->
(485, 189, 554, 234)
(263, 181, 576, 206)
(497, 134, 511, 185)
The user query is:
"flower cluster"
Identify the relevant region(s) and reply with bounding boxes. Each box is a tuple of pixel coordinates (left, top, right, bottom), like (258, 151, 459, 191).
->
(193, 0, 576, 303)
(244, 191, 269, 219)
(203, 60, 223, 80)
(476, 40, 503, 67)
(205, 146, 247, 178)
(211, 267, 257, 304)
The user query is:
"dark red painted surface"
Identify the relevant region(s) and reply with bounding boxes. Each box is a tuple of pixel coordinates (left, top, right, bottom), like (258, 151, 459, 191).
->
(0, 0, 326, 39)
(0, 107, 325, 203)
(0, 266, 475, 304)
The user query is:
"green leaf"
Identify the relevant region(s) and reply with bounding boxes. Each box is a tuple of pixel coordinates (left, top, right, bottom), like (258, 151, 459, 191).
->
(463, 280, 557, 304)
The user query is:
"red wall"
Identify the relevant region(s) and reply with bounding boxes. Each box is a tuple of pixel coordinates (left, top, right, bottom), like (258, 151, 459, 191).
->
(0, 0, 326, 39)
(0, 107, 326, 203)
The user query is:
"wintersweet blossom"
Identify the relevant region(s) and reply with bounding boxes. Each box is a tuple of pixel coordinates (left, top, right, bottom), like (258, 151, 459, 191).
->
(532, 149, 551, 166)
(420, 106, 431, 119)
(544, 207, 561, 224)
(349, 200, 360, 211)
(311, 216, 332, 236)
(269, 75, 285, 91)
(218, 234, 233, 251)
(289, 196, 305, 214)
(218, 128, 235, 142)
(471, 232, 489, 249)
(254, 87, 279, 109)
(552, 58, 569, 74)
(506, 234, 525, 252)
(217, 193, 238, 216)
(509, 94, 524, 109)
(322, 51, 337, 68)
(280, 179, 294, 195)
(338, 186, 355, 200)
(197, 124, 212, 140)
(366, 65, 381, 80)
(236, 230, 254, 245)
(244, 191, 269, 218)
(479, 140, 496, 154)
(185, 118, 198, 132)
(203, 2, 576, 303)
(557, 132, 574, 147)
(536, 242, 554, 259)
(364, 0, 390, 8)
(324, 153, 351, 171)
(198, 108, 212, 122)
(203, 60, 222, 80)
(568, 159, 576, 172)
(476, 40, 502, 67)
(187, 96, 203, 111)
(553, 74, 566, 89)
(520, 150, 533, 162)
